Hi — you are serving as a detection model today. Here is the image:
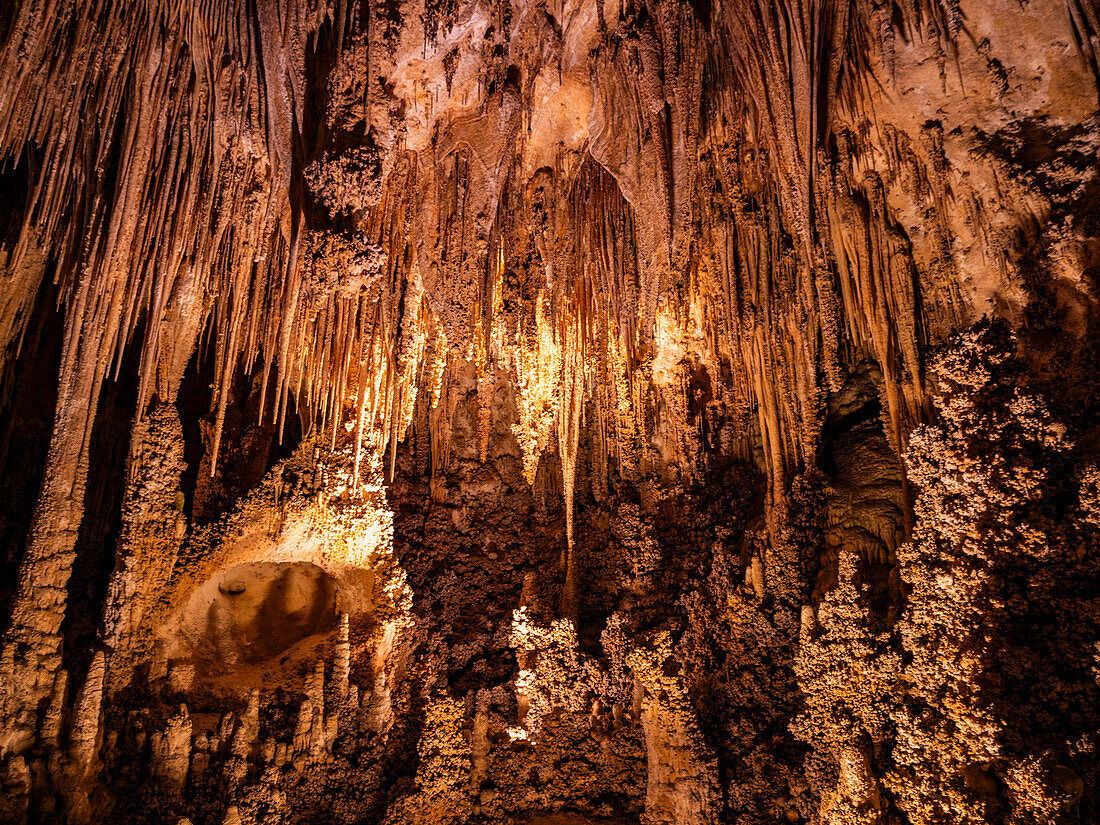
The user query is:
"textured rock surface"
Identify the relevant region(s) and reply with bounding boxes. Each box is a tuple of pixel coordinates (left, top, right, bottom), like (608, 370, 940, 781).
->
(0, 0, 1099, 822)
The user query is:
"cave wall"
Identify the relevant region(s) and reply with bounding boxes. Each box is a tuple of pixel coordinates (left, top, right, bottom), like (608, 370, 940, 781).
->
(1, 0, 1100, 823)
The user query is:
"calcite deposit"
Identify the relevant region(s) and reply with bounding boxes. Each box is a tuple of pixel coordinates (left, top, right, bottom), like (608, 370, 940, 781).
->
(1, 0, 1099, 822)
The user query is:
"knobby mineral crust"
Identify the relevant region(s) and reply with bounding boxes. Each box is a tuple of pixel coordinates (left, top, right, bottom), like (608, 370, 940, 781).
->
(0, 0, 1099, 823)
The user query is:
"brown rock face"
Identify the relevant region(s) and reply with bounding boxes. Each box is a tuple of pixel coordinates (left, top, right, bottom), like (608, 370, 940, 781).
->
(1, 0, 1099, 823)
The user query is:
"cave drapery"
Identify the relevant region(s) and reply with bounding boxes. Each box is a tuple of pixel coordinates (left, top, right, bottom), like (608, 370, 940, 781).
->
(1, 0, 1100, 822)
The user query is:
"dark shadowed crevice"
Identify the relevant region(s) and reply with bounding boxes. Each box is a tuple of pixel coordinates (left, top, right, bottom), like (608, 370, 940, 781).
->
(60, 327, 141, 686)
(177, 342, 216, 523)
(179, 347, 304, 526)
(0, 279, 62, 633)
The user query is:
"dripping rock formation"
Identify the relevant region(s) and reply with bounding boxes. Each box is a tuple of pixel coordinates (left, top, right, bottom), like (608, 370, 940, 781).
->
(1, 0, 1100, 822)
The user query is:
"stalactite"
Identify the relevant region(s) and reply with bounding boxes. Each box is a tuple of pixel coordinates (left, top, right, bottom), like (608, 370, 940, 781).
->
(557, 313, 586, 621)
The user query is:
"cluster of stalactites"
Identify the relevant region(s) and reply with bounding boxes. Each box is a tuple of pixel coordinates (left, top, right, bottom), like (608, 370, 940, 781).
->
(0, 0, 971, 516)
(0, 0, 988, 646)
(272, 0, 969, 499)
(0, 0, 407, 471)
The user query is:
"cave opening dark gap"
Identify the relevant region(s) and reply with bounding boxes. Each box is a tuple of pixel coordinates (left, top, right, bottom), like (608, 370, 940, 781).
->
(819, 360, 885, 478)
(817, 359, 904, 621)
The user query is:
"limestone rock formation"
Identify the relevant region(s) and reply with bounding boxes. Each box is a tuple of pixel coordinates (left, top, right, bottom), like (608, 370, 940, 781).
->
(1, 0, 1099, 822)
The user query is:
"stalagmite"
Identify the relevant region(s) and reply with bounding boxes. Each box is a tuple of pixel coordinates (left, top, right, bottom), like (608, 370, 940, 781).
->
(293, 697, 313, 762)
(334, 613, 351, 704)
(231, 691, 260, 763)
(68, 652, 106, 776)
(40, 669, 69, 748)
(749, 555, 765, 601)
(799, 605, 816, 647)
(152, 705, 192, 797)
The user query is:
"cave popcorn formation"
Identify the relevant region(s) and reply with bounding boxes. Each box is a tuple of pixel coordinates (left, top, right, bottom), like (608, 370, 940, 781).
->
(0, 0, 1099, 822)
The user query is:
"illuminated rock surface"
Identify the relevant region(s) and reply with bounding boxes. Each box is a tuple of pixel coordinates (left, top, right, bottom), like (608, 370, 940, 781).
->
(0, 0, 1099, 822)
